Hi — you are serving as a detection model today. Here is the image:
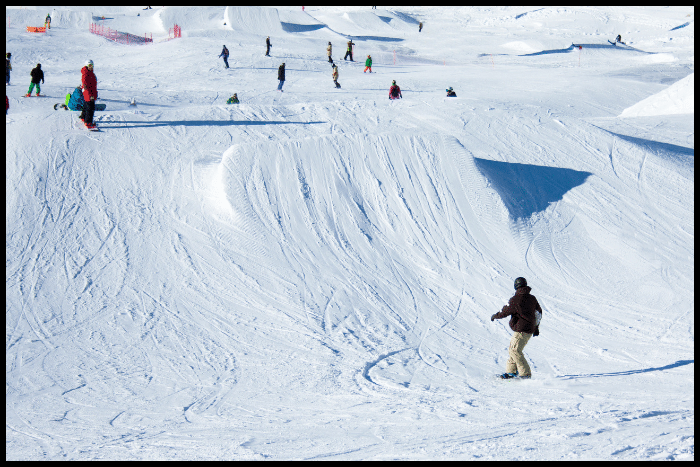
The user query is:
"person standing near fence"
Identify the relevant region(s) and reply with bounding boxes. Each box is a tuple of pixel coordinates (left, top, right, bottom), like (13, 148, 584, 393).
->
(219, 45, 229, 68)
(277, 63, 285, 91)
(45, 13, 51, 30)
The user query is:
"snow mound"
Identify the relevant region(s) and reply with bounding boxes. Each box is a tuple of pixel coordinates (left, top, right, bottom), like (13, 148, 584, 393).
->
(225, 6, 283, 35)
(501, 41, 543, 54)
(620, 73, 694, 117)
(156, 6, 226, 33)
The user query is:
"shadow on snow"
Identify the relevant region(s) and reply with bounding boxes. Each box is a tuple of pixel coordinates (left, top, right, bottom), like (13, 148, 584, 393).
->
(100, 120, 326, 129)
(558, 359, 694, 380)
(473, 158, 592, 220)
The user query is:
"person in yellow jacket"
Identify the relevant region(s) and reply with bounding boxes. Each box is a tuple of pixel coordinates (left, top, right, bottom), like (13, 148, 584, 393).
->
(332, 64, 340, 89)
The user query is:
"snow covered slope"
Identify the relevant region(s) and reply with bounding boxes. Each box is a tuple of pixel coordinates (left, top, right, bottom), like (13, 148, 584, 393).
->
(6, 5, 694, 461)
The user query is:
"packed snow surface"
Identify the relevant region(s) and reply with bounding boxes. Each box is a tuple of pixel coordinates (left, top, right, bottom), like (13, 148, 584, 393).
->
(6, 5, 694, 461)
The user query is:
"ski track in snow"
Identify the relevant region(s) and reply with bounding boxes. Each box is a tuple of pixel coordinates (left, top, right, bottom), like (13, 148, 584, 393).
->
(6, 5, 694, 461)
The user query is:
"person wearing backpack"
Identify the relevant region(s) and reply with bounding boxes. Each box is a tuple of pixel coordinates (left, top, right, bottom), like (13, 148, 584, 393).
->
(389, 80, 402, 99)
(219, 45, 230, 68)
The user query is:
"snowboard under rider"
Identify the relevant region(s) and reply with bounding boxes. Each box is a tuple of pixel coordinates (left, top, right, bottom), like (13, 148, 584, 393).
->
(491, 277, 542, 379)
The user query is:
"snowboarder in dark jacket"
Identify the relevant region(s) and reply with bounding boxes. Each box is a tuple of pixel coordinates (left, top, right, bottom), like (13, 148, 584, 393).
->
(491, 277, 542, 379)
(277, 63, 285, 91)
(265, 37, 271, 56)
(6, 52, 12, 85)
(219, 45, 229, 68)
(389, 80, 402, 99)
(26, 64, 44, 97)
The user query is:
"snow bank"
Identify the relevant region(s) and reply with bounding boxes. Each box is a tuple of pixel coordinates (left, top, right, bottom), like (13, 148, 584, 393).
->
(620, 73, 694, 117)
(225, 6, 283, 35)
(156, 6, 226, 34)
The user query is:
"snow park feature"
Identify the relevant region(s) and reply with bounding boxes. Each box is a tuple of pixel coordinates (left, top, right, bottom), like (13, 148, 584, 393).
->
(5, 5, 694, 461)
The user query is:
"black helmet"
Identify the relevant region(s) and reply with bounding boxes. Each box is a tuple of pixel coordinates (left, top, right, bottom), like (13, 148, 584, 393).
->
(514, 277, 527, 290)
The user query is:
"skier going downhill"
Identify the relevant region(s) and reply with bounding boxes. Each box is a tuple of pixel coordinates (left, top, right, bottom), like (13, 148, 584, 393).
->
(26, 64, 44, 97)
(389, 80, 402, 99)
(491, 277, 542, 379)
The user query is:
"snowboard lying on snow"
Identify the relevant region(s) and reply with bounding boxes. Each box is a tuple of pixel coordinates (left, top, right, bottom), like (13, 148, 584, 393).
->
(54, 103, 107, 111)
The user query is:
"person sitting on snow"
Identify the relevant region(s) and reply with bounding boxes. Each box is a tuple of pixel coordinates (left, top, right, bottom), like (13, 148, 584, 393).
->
(227, 93, 239, 104)
(389, 80, 402, 100)
(446, 86, 457, 97)
(65, 85, 86, 110)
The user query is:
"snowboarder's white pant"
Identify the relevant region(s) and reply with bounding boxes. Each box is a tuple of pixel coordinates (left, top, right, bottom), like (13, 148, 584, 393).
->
(506, 332, 532, 376)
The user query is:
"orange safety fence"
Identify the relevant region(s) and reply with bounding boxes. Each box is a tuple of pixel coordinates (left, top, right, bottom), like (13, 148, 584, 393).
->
(26, 26, 46, 33)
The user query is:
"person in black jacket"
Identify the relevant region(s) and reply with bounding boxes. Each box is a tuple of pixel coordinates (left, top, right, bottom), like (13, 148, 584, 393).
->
(26, 64, 44, 97)
(491, 277, 542, 379)
(218, 45, 229, 68)
(265, 36, 271, 56)
(6, 52, 12, 85)
(277, 63, 285, 91)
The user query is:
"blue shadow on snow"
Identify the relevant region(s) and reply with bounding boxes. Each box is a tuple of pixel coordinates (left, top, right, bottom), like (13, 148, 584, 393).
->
(99, 120, 325, 129)
(520, 43, 652, 56)
(558, 359, 693, 380)
(473, 158, 592, 220)
(604, 131, 694, 161)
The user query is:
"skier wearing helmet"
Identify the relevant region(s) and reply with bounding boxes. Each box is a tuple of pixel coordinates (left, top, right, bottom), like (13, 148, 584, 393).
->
(491, 277, 543, 379)
(389, 80, 401, 99)
(80, 59, 98, 129)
